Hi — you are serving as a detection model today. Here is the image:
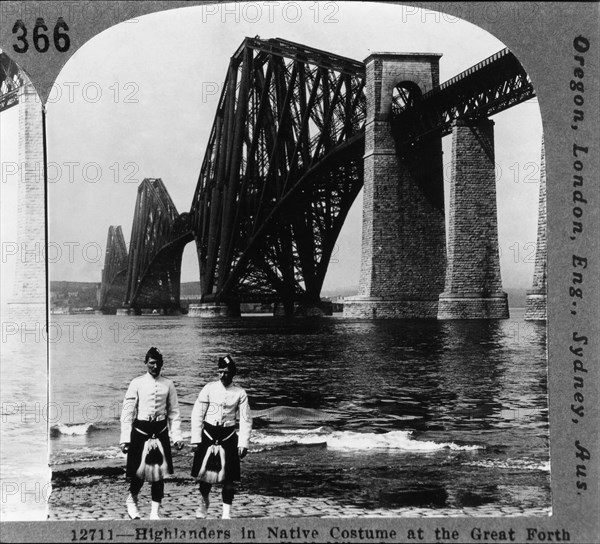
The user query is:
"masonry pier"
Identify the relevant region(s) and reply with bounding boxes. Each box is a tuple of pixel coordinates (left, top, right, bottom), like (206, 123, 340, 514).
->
(437, 118, 508, 319)
(8, 83, 47, 322)
(524, 139, 547, 320)
(344, 52, 446, 319)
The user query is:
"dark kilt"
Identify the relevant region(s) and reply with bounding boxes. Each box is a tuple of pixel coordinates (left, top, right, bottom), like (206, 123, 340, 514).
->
(191, 423, 240, 482)
(126, 419, 173, 479)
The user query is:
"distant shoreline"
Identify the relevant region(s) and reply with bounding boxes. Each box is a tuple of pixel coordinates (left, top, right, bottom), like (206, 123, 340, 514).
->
(48, 280, 532, 314)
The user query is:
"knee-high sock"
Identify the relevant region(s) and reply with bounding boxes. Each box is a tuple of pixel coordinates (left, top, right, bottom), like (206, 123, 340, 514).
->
(199, 481, 212, 499)
(151, 481, 164, 502)
(130, 477, 144, 496)
(222, 486, 234, 505)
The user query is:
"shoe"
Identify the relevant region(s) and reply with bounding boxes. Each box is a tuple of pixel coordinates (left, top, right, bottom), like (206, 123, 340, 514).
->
(126, 493, 140, 520)
(222, 503, 231, 519)
(195, 496, 209, 518)
(150, 501, 161, 520)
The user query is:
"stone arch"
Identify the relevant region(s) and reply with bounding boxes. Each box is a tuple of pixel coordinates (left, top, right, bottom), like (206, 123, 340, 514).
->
(392, 81, 423, 115)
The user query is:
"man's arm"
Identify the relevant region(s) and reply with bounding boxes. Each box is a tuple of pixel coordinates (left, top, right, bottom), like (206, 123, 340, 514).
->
(237, 389, 252, 451)
(190, 385, 210, 444)
(167, 380, 183, 447)
(120, 379, 137, 446)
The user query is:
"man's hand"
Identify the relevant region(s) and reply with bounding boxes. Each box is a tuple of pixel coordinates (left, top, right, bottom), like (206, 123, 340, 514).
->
(175, 440, 184, 450)
(120, 443, 129, 454)
(238, 447, 248, 459)
(191, 443, 201, 452)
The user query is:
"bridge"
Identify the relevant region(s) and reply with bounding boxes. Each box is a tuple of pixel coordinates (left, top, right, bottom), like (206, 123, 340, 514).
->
(90, 37, 545, 319)
(0, 51, 22, 112)
(1, 50, 48, 320)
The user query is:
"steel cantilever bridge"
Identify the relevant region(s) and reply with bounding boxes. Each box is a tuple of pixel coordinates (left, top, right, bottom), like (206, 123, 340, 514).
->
(0, 51, 24, 113)
(98, 37, 534, 315)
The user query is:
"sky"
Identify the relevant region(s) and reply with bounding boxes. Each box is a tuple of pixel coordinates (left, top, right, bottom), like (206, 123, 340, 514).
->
(1, 2, 543, 301)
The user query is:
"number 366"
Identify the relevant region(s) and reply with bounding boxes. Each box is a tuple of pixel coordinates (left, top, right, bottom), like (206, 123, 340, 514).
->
(12, 18, 70, 53)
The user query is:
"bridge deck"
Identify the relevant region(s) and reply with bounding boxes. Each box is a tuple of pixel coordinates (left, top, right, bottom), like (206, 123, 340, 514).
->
(393, 47, 535, 144)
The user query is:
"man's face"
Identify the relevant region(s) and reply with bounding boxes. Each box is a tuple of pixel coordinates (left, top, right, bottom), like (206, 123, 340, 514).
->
(146, 357, 163, 377)
(218, 367, 233, 386)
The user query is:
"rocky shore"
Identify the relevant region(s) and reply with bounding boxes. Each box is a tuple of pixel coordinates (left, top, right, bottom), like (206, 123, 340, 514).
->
(48, 465, 551, 520)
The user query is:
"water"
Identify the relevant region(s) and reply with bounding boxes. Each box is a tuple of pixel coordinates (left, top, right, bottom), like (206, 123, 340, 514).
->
(1, 331, 50, 521)
(6, 309, 550, 517)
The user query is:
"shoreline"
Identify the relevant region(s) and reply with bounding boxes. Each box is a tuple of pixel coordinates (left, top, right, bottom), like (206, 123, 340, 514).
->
(49, 462, 551, 521)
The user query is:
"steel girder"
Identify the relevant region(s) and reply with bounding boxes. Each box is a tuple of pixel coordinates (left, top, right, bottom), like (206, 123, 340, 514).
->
(190, 37, 366, 306)
(392, 48, 536, 145)
(0, 51, 23, 112)
(124, 178, 193, 311)
(98, 226, 129, 311)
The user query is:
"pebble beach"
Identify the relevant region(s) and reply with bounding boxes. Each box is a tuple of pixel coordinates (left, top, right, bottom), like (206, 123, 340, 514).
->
(48, 463, 551, 521)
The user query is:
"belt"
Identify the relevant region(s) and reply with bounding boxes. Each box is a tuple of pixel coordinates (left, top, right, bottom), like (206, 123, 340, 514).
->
(137, 415, 167, 422)
(134, 425, 168, 437)
(204, 421, 235, 428)
(203, 428, 236, 444)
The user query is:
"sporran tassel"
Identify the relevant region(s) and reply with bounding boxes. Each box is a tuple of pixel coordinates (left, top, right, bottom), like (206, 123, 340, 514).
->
(198, 444, 226, 484)
(136, 437, 169, 482)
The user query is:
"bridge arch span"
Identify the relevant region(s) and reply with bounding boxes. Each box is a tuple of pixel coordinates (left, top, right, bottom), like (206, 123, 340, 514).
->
(122, 178, 194, 315)
(190, 37, 367, 314)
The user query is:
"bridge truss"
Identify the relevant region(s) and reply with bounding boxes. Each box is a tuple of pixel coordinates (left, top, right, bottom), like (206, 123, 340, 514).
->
(98, 226, 129, 311)
(0, 51, 23, 112)
(100, 38, 536, 315)
(392, 47, 535, 145)
(123, 178, 193, 313)
(190, 37, 366, 311)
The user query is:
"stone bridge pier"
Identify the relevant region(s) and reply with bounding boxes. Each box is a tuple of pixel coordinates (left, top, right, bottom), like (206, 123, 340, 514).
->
(344, 52, 509, 320)
(344, 52, 446, 318)
(437, 118, 509, 319)
(7, 83, 47, 322)
(524, 138, 547, 320)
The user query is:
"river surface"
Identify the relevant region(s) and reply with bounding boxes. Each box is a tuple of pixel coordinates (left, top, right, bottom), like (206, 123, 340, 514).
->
(1, 309, 550, 518)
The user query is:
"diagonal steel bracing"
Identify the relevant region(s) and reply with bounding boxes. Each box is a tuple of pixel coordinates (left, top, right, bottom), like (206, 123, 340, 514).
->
(98, 226, 129, 311)
(392, 48, 535, 146)
(190, 37, 366, 309)
(0, 51, 23, 112)
(124, 178, 193, 312)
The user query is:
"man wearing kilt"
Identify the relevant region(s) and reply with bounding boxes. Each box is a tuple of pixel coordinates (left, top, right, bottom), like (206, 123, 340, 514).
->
(191, 355, 252, 519)
(120, 347, 184, 519)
